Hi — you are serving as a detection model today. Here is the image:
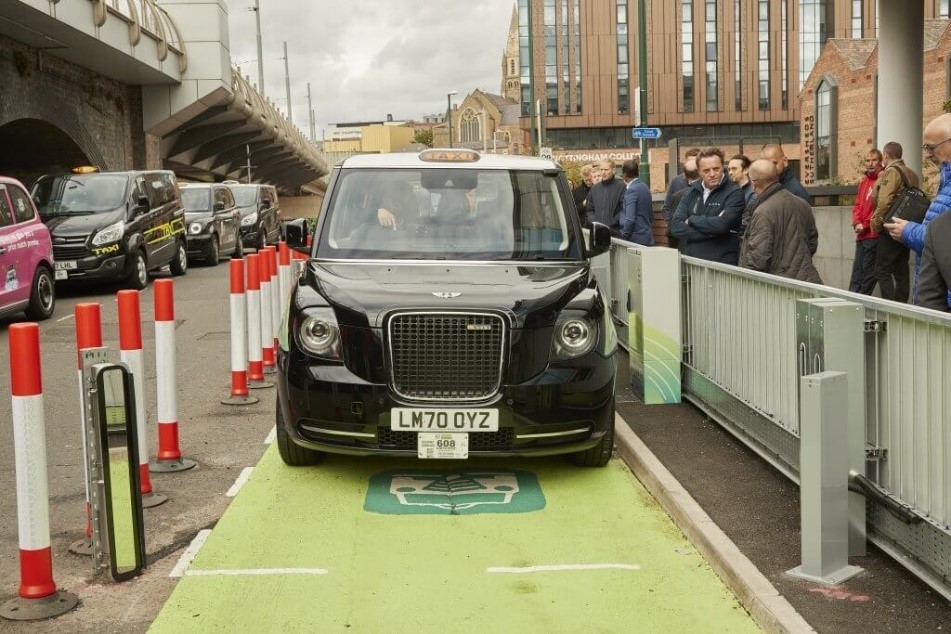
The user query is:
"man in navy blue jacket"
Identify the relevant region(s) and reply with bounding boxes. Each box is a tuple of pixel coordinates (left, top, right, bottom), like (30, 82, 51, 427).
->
(761, 144, 811, 205)
(668, 147, 746, 264)
(619, 159, 654, 245)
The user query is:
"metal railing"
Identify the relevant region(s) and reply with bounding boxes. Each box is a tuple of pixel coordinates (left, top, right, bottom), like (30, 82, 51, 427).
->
(600, 238, 951, 598)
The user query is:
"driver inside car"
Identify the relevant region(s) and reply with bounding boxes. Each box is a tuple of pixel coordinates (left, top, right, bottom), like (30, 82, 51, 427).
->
(375, 180, 417, 230)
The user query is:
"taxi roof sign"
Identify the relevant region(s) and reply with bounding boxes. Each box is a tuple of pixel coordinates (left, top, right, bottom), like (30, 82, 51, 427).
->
(418, 149, 481, 163)
(71, 166, 100, 174)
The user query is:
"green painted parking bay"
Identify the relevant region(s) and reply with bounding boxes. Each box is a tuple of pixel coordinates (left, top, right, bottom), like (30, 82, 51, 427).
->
(151, 448, 758, 632)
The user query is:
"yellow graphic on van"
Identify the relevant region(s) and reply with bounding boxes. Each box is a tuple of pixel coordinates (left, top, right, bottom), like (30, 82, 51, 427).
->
(144, 218, 185, 245)
(93, 244, 120, 256)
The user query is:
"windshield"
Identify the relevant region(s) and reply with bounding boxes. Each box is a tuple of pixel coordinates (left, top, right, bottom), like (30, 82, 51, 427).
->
(227, 185, 257, 207)
(317, 168, 578, 261)
(32, 174, 128, 215)
(181, 188, 211, 213)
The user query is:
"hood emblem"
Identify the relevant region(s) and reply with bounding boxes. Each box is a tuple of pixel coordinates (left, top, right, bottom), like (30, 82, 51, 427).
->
(432, 291, 462, 299)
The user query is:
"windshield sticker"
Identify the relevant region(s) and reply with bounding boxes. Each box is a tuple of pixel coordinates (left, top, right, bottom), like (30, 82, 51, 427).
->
(364, 469, 544, 515)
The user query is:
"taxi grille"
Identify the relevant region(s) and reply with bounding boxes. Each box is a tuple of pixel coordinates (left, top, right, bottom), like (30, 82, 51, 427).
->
(52, 236, 90, 261)
(377, 428, 515, 451)
(387, 312, 505, 402)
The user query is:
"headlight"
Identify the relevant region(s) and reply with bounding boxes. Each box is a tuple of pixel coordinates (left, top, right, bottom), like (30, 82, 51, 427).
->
(298, 309, 341, 360)
(241, 212, 258, 227)
(189, 222, 204, 235)
(92, 221, 124, 246)
(550, 312, 598, 360)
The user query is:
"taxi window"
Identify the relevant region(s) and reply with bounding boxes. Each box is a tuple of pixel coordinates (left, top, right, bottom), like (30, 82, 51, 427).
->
(8, 185, 35, 223)
(0, 186, 12, 228)
(319, 168, 576, 261)
(222, 188, 235, 208)
(213, 187, 226, 209)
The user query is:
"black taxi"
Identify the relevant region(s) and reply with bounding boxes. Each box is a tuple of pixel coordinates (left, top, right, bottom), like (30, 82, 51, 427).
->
(32, 168, 187, 289)
(279, 149, 617, 467)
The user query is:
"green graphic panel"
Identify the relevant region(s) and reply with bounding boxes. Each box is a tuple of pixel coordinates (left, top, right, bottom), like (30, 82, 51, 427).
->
(365, 469, 545, 515)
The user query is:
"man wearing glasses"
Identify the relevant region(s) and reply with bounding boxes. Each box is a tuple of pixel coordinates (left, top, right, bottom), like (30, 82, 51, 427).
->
(885, 113, 951, 308)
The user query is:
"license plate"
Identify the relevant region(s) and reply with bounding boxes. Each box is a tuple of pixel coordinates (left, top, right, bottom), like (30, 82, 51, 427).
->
(391, 408, 498, 432)
(418, 433, 468, 459)
(54, 269, 68, 280)
(55, 261, 77, 270)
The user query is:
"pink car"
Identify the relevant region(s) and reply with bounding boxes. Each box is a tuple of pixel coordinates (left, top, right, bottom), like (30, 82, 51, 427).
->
(0, 177, 55, 320)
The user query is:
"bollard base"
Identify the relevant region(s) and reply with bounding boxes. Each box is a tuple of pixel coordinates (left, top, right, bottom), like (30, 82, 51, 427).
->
(248, 380, 273, 390)
(142, 491, 168, 508)
(263, 365, 277, 375)
(786, 564, 863, 586)
(150, 457, 197, 473)
(221, 394, 260, 406)
(68, 538, 94, 556)
(0, 591, 79, 621)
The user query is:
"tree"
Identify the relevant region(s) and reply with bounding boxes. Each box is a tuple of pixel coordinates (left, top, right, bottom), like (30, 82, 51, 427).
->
(414, 129, 434, 147)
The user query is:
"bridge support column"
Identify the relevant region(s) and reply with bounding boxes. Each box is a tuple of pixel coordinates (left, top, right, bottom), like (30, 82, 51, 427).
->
(877, 0, 924, 176)
(627, 247, 681, 405)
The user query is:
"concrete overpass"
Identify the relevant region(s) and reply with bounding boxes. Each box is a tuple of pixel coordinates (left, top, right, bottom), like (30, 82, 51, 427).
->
(0, 0, 327, 193)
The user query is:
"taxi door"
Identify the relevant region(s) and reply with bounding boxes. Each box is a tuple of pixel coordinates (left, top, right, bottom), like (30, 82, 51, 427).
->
(143, 173, 175, 266)
(0, 185, 26, 308)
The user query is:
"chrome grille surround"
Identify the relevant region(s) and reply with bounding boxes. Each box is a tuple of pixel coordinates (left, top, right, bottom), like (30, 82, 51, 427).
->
(386, 311, 506, 402)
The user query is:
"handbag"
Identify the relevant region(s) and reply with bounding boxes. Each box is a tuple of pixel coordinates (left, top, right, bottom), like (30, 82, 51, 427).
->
(884, 166, 930, 224)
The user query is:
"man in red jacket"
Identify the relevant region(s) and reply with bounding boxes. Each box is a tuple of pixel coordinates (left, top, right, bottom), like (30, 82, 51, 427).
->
(848, 148, 883, 294)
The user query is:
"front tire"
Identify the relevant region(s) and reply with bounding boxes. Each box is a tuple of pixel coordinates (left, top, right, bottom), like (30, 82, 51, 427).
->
(276, 400, 325, 466)
(127, 250, 148, 290)
(170, 240, 188, 276)
(570, 401, 615, 467)
(232, 233, 244, 258)
(204, 235, 220, 266)
(258, 227, 268, 250)
(24, 266, 55, 320)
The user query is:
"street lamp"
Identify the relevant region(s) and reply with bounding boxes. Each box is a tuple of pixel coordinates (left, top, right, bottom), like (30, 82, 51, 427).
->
(446, 90, 458, 148)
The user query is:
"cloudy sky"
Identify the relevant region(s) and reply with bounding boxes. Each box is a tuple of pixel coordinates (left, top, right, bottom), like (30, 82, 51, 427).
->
(223, 0, 516, 137)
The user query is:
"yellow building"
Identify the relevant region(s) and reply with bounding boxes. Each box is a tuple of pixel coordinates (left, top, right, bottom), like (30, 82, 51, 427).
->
(322, 124, 414, 154)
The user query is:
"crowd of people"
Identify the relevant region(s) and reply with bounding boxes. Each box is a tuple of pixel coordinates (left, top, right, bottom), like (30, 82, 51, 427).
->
(569, 111, 951, 314)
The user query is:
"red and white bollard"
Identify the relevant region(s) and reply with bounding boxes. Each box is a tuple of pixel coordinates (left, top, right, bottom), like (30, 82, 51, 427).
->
(266, 246, 281, 354)
(0, 324, 79, 621)
(278, 241, 291, 304)
(70, 302, 101, 556)
(223, 258, 259, 405)
(259, 247, 276, 374)
(245, 254, 272, 390)
(151, 279, 196, 473)
(118, 290, 167, 507)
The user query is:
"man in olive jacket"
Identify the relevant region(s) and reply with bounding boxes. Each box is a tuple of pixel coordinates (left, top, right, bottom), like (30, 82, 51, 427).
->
(739, 160, 822, 283)
(668, 147, 745, 264)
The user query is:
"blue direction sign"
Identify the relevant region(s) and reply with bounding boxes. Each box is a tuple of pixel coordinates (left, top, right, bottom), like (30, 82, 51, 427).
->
(632, 127, 662, 140)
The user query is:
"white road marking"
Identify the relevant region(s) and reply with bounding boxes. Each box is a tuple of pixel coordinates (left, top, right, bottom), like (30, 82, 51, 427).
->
(56, 313, 75, 322)
(185, 568, 328, 577)
(226, 467, 254, 497)
(264, 426, 276, 444)
(169, 529, 212, 578)
(486, 564, 641, 574)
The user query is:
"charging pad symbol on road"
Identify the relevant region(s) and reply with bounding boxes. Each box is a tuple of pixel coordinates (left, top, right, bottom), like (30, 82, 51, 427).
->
(365, 470, 545, 515)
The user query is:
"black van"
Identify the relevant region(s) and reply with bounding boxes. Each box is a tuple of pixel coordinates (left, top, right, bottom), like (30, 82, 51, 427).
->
(32, 169, 188, 289)
(181, 183, 243, 265)
(224, 182, 281, 250)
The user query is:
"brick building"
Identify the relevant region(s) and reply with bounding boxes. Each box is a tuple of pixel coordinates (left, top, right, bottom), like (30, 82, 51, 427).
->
(799, 19, 951, 187)
(434, 89, 529, 155)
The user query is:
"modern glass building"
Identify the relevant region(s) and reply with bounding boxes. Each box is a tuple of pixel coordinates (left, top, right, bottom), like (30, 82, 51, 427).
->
(514, 0, 951, 154)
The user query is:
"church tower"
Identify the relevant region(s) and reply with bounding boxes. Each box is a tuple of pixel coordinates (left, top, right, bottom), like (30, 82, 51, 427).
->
(501, 4, 520, 103)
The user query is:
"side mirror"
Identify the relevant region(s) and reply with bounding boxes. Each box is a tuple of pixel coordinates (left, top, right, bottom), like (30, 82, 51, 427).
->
(131, 195, 149, 217)
(214, 201, 225, 212)
(260, 199, 272, 210)
(284, 218, 309, 253)
(587, 222, 612, 257)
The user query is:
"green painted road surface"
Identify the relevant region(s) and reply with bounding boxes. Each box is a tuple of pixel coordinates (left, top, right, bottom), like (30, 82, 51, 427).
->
(151, 447, 759, 632)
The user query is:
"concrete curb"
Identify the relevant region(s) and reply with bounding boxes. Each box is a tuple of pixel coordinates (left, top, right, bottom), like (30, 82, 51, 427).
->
(613, 414, 816, 634)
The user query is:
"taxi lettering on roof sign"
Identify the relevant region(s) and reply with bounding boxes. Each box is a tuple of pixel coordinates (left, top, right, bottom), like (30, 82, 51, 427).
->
(418, 149, 481, 163)
(71, 166, 100, 174)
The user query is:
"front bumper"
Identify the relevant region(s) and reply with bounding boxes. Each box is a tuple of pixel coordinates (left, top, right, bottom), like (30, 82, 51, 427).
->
(55, 252, 130, 283)
(276, 347, 617, 459)
(186, 234, 213, 257)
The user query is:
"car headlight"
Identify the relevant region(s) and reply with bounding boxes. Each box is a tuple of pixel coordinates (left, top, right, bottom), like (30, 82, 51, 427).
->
(550, 312, 598, 360)
(189, 222, 204, 235)
(298, 309, 341, 360)
(241, 212, 258, 227)
(92, 221, 124, 246)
